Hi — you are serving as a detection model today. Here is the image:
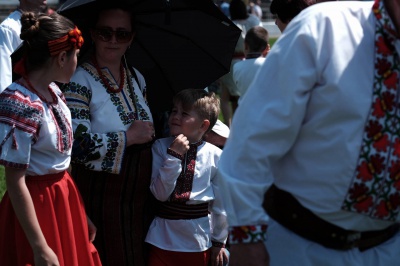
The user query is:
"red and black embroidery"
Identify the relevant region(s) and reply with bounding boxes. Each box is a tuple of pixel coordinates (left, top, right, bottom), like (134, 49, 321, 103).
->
(0, 90, 43, 142)
(342, 0, 400, 221)
(48, 101, 73, 154)
(170, 140, 203, 202)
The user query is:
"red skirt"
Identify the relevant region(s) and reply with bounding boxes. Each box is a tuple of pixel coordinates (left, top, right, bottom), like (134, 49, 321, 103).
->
(0, 170, 102, 266)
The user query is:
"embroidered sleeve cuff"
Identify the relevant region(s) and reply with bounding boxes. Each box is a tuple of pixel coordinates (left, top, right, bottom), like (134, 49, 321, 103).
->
(167, 148, 184, 160)
(229, 225, 268, 244)
(211, 241, 226, 248)
(0, 159, 29, 169)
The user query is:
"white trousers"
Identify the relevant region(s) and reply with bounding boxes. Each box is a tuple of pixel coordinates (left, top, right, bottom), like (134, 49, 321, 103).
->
(266, 219, 400, 266)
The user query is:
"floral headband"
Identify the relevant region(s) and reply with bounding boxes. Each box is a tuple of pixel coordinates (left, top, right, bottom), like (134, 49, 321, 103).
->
(48, 26, 84, 56)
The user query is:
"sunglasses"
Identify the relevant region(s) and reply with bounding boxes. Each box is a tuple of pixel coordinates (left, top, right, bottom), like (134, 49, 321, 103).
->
(93, 28, 133, 43)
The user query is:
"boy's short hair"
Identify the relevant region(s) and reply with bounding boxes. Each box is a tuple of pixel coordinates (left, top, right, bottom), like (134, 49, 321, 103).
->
(245, 26, 269, 53)
(173, 89, 220, 134)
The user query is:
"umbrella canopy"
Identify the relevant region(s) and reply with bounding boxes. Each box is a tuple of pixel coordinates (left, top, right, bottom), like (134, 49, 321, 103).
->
(57, 0, 241, 113)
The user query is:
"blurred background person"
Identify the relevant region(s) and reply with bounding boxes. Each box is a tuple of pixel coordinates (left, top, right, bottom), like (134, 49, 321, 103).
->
(249, 0, 263, 20)
(218, 0, 262, 127)
(219, 0, 231, 18)
(0, 0, 47, 93)
(233, 25, 270, 98)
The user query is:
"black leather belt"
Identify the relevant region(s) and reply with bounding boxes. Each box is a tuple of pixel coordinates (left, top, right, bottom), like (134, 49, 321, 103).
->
(156, 201, 209, 220)
(263, 185, 400, 251)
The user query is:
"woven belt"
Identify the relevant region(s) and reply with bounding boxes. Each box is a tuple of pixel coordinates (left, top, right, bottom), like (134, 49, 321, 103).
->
(263, 185, 400, 251)
(156, 201, 209, 220)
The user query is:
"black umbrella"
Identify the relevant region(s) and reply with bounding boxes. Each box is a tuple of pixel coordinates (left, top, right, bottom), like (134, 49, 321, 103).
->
(57, 0, 241, 114)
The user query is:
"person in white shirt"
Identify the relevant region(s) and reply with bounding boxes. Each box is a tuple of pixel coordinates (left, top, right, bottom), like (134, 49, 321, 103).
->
(249, 0, 263, 20)
(218, 0, 262, 127)
(146, 89, 228, 266)
(233, 25, 270, 98)
(0, 0, 47, 93)
(217, 0, 400, 265)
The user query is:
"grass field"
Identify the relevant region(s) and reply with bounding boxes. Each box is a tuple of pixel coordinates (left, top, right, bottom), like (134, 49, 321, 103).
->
(270, 37, 277, 47)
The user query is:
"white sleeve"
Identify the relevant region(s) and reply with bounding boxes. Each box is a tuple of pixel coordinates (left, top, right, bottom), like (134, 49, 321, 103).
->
(0, 27, 17, 92)
(210, 162, 229, 243)
(149, 140, 183, 202)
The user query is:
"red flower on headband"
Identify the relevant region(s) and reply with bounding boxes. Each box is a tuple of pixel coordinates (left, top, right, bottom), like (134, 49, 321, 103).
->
(69, 27, 84, 49)
(48, 26, 84, 56)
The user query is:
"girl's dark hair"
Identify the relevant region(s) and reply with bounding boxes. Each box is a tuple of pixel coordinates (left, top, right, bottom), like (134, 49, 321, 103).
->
(270, 0, 316, 23)
(20, 12, 75, 72)
(229, 0, 249, 20)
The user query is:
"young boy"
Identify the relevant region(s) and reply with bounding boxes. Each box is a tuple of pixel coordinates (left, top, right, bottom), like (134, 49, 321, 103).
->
(145, 89, 229, 266)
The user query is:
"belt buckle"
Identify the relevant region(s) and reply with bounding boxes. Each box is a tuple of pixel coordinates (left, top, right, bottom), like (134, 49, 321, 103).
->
(346, 232, 361, 249)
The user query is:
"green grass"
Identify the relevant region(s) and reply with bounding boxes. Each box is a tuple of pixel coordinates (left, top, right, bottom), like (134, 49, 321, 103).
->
(270, 37, 277, 47)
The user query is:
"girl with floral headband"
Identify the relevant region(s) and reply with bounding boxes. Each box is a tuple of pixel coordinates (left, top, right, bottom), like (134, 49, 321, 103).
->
(0, 11, 101, 266)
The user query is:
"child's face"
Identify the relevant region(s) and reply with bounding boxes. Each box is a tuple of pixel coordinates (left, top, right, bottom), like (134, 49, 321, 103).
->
(168, 102, 206, 143)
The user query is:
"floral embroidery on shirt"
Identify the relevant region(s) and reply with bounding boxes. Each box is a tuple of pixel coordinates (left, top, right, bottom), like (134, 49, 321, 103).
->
(229, 225, 267, 244)
(101, 132, 123, 172)
(71, 123, 124, 173)
(62, 82, 92, 123)
(71, 124, 102, 169)
(49, 101, 73, 154)
(81, 63, 150, 124)
(341, 0, 400, 221)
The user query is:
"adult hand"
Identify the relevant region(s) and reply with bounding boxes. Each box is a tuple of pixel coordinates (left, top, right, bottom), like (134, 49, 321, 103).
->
(169, 134, 189, 156)
(87, 216, 97, 242)
(229, 242, 269, 266)
(33, 245, 60, 266)
(126, 120, 155, 146)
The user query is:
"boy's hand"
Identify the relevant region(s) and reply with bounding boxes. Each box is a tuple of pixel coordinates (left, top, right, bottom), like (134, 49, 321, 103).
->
(210, 247, 228, 266)
(169, 134, 190, 156)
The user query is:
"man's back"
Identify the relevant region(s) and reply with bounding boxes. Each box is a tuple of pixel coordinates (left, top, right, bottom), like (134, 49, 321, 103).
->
(232, 57, 265, 97)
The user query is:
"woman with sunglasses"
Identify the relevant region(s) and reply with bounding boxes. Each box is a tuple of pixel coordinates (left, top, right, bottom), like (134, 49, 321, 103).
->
(62, 5, 155, 266)
(0, 11, 101, 266)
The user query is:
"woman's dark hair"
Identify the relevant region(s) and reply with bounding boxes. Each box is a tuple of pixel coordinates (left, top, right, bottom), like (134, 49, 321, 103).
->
(91, 4, 135, 32)
(270, 0, 316, 23)
(20, 12, 75, 72)
(229, 0, 249, 20)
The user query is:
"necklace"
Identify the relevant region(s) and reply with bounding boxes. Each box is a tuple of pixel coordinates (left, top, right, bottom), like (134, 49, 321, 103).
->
(22, 77, 57, 104)
(92, 56, 125, 94)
